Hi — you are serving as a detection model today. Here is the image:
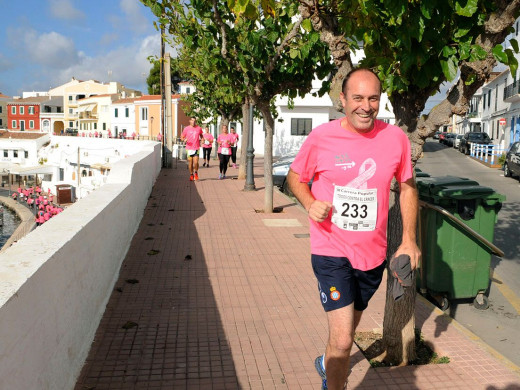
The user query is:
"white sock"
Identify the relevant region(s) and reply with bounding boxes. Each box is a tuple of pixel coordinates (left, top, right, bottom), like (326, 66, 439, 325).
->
(322, 353, 326, 371)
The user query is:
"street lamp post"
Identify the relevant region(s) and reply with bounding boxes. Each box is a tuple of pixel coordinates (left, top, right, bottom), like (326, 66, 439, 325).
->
(244, 104, 256, 191)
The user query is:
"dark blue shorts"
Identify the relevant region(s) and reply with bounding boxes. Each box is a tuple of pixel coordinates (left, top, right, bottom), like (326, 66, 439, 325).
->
(311, 255, 386, 312)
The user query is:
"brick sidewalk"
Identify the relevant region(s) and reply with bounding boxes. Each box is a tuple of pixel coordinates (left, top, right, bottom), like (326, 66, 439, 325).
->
(75, 159, 520, 389)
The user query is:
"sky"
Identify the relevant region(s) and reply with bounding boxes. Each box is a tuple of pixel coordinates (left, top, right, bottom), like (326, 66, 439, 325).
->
(0, 0, 167, 97)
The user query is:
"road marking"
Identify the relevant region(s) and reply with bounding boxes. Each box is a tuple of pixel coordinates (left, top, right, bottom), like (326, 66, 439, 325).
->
(491, 270, 520, 315)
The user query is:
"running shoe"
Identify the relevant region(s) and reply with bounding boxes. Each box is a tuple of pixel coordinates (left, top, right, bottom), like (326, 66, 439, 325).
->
(218, 174, 223, 180)
(233, 163, 237, 169)
(194, 172, 199, 180)
(203, 162, 206, 167)
(222, 175, 226, 179)
(315, 355, 327, 389)
(189, 174, 194, 181)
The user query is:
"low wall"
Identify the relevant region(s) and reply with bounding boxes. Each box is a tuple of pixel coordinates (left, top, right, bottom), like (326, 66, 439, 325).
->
(0, 196, 37, 253)
(0, 141, 161, 390)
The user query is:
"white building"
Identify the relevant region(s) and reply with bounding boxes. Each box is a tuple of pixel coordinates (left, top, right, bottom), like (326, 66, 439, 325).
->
(111, 97, 139, 138)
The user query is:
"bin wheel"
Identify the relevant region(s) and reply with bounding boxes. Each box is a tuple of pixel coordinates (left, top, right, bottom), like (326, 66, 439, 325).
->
(439, 296, 450, 312)
(473, 293, 489, 310)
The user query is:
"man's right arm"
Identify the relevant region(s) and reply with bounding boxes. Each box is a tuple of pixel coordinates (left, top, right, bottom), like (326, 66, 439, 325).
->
(287, 169, 332, 223)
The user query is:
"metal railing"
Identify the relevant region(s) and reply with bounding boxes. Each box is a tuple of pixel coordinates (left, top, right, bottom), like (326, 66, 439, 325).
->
(470, 143, 506, 165)
(504, 81, 520, 100)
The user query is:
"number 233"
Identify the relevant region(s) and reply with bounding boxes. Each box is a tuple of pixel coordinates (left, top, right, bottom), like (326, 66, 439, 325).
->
(340, 202, 368, 219)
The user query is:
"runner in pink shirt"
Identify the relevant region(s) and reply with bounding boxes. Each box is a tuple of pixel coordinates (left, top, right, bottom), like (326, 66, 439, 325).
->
(181, 117, 203, 181)
(287, 68, 420, 390)
(229, 126, 239, 168)
(201, 126, 215, 168)
(216, 125, 234, 179)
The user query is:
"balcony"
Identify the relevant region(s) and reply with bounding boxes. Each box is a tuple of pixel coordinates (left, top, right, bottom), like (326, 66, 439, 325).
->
(503, 81, 520, 102)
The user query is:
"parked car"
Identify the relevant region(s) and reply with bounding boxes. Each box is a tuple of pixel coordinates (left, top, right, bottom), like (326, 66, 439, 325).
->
(433, 131, 441, 139)
(273, 155, 313, 195)
(65, 128, 78, 136)
(504, 141, 520, 179)
(443, 133, 456, 146)
(273, 158, 293, 190)
(459, 131, 492, 154)
(453, 134, 463, 149)
(438, 132, 448, 143)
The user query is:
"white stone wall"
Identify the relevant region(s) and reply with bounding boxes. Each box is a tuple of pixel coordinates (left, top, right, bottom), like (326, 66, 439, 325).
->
(0, 141, 161, 390)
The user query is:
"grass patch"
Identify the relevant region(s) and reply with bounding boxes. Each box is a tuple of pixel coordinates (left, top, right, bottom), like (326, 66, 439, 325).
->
(354, 328, 450, 367)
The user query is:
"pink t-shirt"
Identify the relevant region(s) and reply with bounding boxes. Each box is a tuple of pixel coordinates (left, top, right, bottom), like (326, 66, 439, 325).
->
(217, 133, 234, 155)
(291, 119, 413, 271)
(182, 126, 203, 151)
(202, 133, 214, 148)
(229, 133, 239, 147)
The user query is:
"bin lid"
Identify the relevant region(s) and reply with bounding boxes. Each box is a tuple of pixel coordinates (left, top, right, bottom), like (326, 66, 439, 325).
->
(433, 185, 495, 199)
(416, 175, 480, 196)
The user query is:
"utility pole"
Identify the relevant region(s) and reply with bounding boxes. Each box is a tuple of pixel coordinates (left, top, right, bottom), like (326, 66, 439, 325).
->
(165, 53, 173, 168)
(160, 25, 166, 168)
(77, 147, 81, 196)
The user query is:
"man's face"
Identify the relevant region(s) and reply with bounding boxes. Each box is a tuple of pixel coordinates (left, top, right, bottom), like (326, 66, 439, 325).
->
(222, 125, 228, 133)
(339, 71, 381, 133)
(230, 128, 235, 134)
(190, 118, 196, 126)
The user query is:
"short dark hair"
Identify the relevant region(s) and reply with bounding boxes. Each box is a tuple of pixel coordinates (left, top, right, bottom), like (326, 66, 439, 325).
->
(341, 68, 382, 94)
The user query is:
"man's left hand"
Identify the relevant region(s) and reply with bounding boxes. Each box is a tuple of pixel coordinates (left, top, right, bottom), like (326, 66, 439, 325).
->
(393, 241, 421, 270)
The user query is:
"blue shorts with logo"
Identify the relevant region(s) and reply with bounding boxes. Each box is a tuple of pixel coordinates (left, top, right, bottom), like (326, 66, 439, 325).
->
(311, 255, 386, 312)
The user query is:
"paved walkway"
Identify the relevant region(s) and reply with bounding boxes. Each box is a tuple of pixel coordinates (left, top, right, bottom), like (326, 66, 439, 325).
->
(75, 159, 520, 390)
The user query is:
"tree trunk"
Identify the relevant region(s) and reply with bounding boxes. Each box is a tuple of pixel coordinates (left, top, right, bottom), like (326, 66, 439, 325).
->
(379, 182, 417, 365)
(258, 101, 274, 213)
(238, 102, 250, 180)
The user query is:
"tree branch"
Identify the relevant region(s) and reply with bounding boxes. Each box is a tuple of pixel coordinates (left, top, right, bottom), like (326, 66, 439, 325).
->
(211, 0, 241, 73)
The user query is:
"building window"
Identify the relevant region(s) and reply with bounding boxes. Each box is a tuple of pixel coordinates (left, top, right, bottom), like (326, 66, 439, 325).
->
(0, 106, 3, 113)
(94, 123, 97, 130)
(11, 106, 16, 115)
(12, 120, 16, 128)
(186, 87, 191, 94)
(69, 95, 73, 101)
(103, 123, 106, 130)
(29, 120, 34, 129)
(0, 119, 2, 127)
(125, 107, 129, 117)
(69, 121, 74, 127)
(488, 90, 491, 107)
(291, 118, 312, 136)
(69, 108, 73, 114)
(20, 106, 24, 115)
(29, 106, 35, 115)
(25, 151, 29, 158)
(141, 107, 148, 121)
(114, 108, 118, 118)
(3, 150, 7, 157)
(13, 150, 18, 158)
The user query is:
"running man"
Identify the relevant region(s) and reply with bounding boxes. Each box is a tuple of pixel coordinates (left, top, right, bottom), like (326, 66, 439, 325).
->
(288, 68, 420, 390)
(181, 117, 203, 181)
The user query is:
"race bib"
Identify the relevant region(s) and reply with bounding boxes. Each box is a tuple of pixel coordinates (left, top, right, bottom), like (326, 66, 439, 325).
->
(331, 186, 377, 231)
(221, 147, 231, 155)
(187, 149, 198, 156)
(204, 139, 210, 145)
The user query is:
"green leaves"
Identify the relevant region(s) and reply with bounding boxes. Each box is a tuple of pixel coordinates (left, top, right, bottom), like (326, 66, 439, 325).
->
(492, 44, 508, 63)
(454, 0, 479, 17)
(440, 56, 458, 81)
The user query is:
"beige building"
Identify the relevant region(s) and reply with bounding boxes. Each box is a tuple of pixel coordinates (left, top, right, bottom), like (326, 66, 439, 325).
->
(48, 78, 141, 134)
(0, 93, 10, 130)
(77, 94, 120, 137)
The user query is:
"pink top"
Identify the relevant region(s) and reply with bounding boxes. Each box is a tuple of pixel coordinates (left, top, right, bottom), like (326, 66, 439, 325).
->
(217, 133, 234, 155)
(229, 133, 239, 147)
(202, 133, 214, 148)
(181, 126, 203, 151)
(291, 119, 413, 271)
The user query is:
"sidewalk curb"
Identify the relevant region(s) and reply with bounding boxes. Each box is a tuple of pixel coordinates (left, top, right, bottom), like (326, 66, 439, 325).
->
(416, 292, 520, 375)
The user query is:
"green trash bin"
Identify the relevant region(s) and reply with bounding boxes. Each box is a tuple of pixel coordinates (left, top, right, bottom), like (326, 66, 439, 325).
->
(417, 176, 505, 310)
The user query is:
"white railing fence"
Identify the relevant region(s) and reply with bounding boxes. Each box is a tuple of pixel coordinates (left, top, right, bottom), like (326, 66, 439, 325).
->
(470, 143, 506, 165)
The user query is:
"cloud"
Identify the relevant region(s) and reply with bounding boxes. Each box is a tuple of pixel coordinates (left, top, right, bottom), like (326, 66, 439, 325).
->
(22, 30, 81, 68)
(106, 0, 151, 35)
(48, 0, 85, 20)
(0, 53, 13, 72)
(44, 34, 164, 93)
